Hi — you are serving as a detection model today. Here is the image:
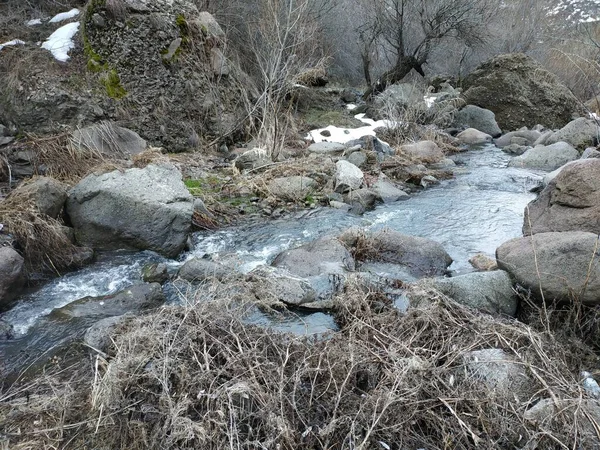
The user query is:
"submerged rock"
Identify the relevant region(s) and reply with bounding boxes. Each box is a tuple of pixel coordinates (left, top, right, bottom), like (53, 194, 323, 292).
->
(142, 263, 169, 284)
(66, 164, 193, 258)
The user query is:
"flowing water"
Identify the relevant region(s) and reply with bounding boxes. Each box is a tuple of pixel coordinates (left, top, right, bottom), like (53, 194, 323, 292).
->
(0, 145, 541, 378)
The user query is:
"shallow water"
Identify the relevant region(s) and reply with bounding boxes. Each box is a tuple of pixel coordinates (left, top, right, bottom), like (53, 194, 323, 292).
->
(0, 145, 540, 377)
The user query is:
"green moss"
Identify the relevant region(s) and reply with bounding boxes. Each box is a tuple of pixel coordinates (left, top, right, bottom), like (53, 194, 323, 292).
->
(175, 13, 191, 46)
(184, 176, 223, 196)
(101, 70, 127, 99)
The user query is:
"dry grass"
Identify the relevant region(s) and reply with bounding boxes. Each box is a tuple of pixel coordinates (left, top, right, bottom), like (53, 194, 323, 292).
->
(2, 282, 599, 449)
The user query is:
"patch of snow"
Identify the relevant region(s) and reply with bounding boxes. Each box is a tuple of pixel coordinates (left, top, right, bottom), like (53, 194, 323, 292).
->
(26, 18, 43, 26)
(346, 103, 357, 110)
(0, 39, 25, 51)
(49, 8, 80, 23)
(307, 113, 397, 144)
(424, 95, 436, 108)
(42, 22, 80, 62)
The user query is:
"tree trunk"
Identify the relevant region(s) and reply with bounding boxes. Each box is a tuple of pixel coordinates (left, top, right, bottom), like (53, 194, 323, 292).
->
(363, 56, 424, 100)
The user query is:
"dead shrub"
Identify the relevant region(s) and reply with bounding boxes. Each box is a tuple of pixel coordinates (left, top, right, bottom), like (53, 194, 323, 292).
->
(2, 284, 599, 449)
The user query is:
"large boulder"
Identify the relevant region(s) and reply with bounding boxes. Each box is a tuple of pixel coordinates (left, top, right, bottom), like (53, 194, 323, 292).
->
(339, 229, 452, 278)
(496, 232, 600, 304)
(0, 247, 25, 309)
(409, 271, 517, 317)
(544, 117, 600, 150)
(462, 54, 584, 131)
(272, 237, 355, 278)
(12, 176, 68, 218)
(452, 105, 501, 137)
(398, 140, 444, 163)
(524, 159, 600, 235)
(508, 142, 578, 171)
(66, 164, 193, 258)
(70, 122, 146, 158)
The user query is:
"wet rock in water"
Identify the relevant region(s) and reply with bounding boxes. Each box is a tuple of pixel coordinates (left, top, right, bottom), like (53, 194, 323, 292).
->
(178, 257, 231, 282)
(53, 282, 165, 319)
(525, 159, 600, 235)
(246, 266, 318, 307)
(0, 247, 25, 308)
(329, 200, 351, 211)
(272, 237, 355, 278)
(307, 142, 346, 155)
(399, 140, 444, 163)
(502, 143, 529, 155)
(12, 176, 68, 218)
(409, 270, 518, 317)
(460, 348, 532, 397)
(453, 105, 502, 137)
(339, 229, 452, 278)
(544, 117, 600, 150)
(268, 176, 317, 201)
(335, 160, 364, 193)
(456, 128, 492, 145)
(508, 142, 578, 171)
(142, 263, 169, 284)
(371, 176, 409, 203)
(497, 231, 600, 304)
(420, 175, 439, 188)
(0, 318, 14, 341)
(344, 188, 381, 212)
(66, 164, 193, 258)
(462, 53, 584, 130)
(70, 122, 147, 158)
(493, 130, 541, 148)
(428, 158, 456, 170)
(469, 253, 498, 271)
(84, 314, 130, 352)
(234, 148, 271, 171)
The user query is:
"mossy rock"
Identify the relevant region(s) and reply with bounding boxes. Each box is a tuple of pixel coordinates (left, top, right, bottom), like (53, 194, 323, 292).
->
(304, 110, 364, 130)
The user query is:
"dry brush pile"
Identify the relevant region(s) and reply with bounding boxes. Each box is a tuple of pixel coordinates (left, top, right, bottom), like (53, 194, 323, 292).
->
(2, 280, 600, 449)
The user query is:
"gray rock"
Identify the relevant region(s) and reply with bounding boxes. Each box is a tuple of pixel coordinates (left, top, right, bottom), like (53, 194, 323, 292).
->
(53, 282, 165, 318)
(339, 229, 452, 278)
(582, 147, 600, 159)
(178, 257, 231, 282)
(456, 128, 492, 145)
(428, 158, 456, 170)
(469, 253, 498, 271)
(494, 130, 541, 148)
(346, 151, 367, 168)
(234, 148, 271, 171)
(345, 188, 381, 212)
(329, 200, 351, 211)
(420, 175, 439, 188)
(335, 160, 363, 193)
(210, 47, 229, 76)
(502, 143, 529, 155)
(374, 83, 423, 110)
(66, 164, 193, 258)
(497, 231, 600, 304)
(84, 314, 129, 352)
(13, 176, 68, 218)
(272, 237, 355, 278)
(533, 130, 553, 147)
(0, 247, 25, 308)
(268, 176, 317, 201)
(453, 105, 502, 137)
(399, 140, 444, 162)
(524, 159, 600, 235)
(194, 11, 225, 41)
(371, 177, 409, 202)
(461, 348, 531, 396)
(410, 271, 518, 317)
(508, 142, 578, 171)
(545, 117, 600, 150)
(541, 160, 578, 187)
(247, 266, 317, 307)
(308, 142, 346, 155)
(142, 262, 169, 284)
(71, 122, 146, 158)
(462, 53, 584, 130)
(162, 37, 182, 61)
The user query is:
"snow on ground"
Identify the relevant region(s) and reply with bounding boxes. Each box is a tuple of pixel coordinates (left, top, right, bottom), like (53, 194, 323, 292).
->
(424, 95, 436, 108)
(307, 113, 396, 144)
(26, 18, 42, 26)
(42, 22, 80, 62)
(346, 104, 357, 110)
(0, 39, 25, 51)
(49, 8, 80, 23)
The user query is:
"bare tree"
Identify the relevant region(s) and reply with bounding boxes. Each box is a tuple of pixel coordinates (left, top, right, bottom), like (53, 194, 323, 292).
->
(361, 0, 495, 98)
